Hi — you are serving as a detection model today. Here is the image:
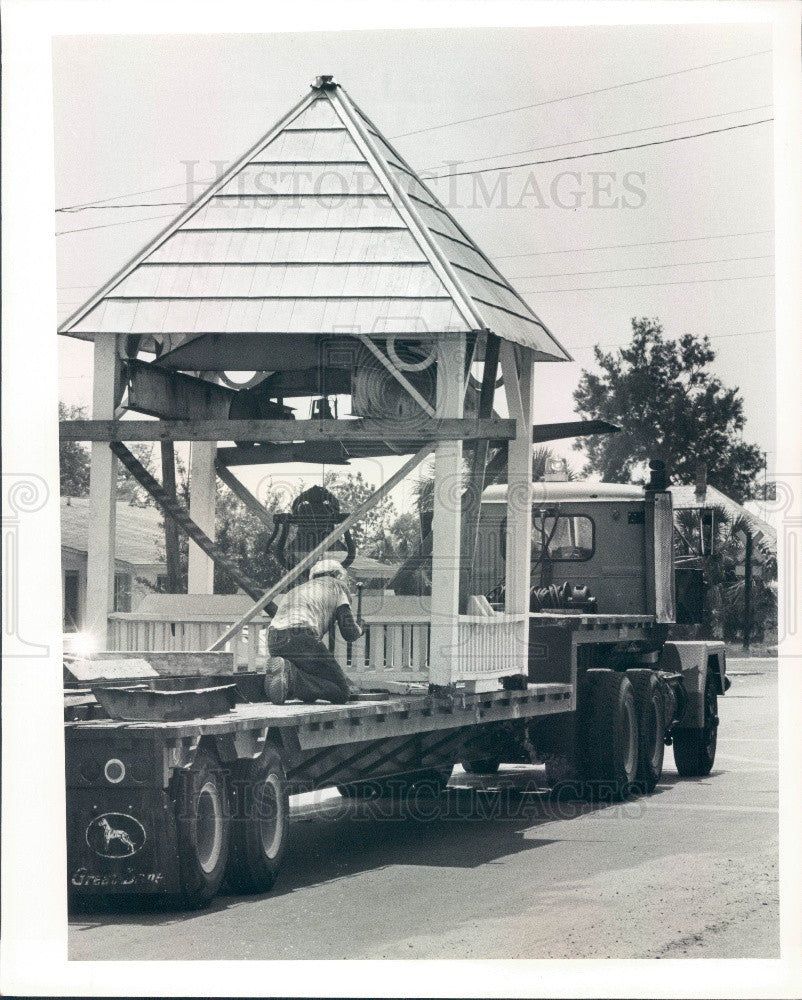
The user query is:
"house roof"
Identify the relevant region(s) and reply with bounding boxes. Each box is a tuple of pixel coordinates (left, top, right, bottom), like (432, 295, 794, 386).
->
(61, 497, 164, 566)
(58, 76, 569, 362)
(669, 484, 777, 550)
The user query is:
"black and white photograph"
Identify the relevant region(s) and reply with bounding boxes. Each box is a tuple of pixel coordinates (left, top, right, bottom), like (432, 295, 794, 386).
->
(2, 1, 801, 996)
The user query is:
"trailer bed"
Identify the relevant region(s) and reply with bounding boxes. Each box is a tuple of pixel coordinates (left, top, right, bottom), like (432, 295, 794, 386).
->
(66, 682, 573, 747)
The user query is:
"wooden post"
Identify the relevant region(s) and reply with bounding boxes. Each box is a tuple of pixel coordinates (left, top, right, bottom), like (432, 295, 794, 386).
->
(500, 342, 534, 675)
(459, 332, 500, 611)
(429, 333, 465, 687)
(160, 441, 182, 592)
(188, 440, 216, 594)
(85, 335, 119, 647)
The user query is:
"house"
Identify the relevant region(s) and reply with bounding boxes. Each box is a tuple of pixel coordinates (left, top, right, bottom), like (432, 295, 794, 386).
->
(61, 497, 166, 629)
(61, 495, 397, 630)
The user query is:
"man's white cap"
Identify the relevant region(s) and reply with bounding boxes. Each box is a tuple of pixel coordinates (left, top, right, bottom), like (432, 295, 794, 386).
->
(309, 558, 348, 581)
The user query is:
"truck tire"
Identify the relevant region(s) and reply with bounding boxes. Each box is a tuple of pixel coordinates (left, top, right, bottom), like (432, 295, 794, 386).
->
(673, 673, 718, 777)
(578, 670, 639, 801)
(226, 744, 289, 895)
(173, 750, 230, 909)
(626, 670, 666, 794)
(461, 758, 501, 775)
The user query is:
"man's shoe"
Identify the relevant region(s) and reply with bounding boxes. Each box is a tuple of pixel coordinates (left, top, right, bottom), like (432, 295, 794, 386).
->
(266, 658, 293, 705)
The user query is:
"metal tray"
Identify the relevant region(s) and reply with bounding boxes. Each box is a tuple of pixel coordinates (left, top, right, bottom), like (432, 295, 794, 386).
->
(92, 682, 238, 721)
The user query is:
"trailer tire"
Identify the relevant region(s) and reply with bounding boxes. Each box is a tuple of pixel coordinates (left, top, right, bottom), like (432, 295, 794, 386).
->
(626, 669, 666, 794)
(173, 750, 230, 909)
(673, 673, 718, 777)
(578, 670, 639, 801)
(461, 758, 501, 775)
(226, 745, 289, 895)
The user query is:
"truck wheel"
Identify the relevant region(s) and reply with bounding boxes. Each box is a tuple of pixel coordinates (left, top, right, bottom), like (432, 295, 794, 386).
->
(673, 674, 718, 777)
(461, 758, 501, 775)
(578, 670, 639, 801)
(626, 670, 666, 794)
(174, 750, 230, 909)
(226, 744, 289, 895)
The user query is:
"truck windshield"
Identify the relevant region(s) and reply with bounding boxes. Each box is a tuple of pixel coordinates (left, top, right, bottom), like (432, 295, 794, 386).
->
(532, 512, 594, 561)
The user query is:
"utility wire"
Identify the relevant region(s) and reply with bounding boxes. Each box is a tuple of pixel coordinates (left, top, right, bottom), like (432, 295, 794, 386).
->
(513, 253, 774, 281)
(491, 229, 774, 259)
(419, 104, 772, 172)
(57, 179, 218, 213)
(523, 273, 774, 293)
(425, 119, 773, 179)
(58, 202, 186, 212)
(56, 212, 176, 236)
(389, 49, 773, 139)
(566, 328, 775, 350)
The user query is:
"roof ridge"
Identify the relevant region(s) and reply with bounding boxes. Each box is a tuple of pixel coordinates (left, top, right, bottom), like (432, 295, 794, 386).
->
(322, 85, 485, 333)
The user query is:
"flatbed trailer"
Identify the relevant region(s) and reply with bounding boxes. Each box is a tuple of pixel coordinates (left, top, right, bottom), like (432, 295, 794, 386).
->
(65, 679, 573, 905)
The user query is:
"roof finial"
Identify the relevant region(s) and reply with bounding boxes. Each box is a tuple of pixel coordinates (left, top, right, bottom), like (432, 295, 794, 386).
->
(311, 75, 338, 90)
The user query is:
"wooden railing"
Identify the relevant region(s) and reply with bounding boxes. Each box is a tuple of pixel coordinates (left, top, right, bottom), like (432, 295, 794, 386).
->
(107, 612, 270, 672)
(108, 608, 527, 687)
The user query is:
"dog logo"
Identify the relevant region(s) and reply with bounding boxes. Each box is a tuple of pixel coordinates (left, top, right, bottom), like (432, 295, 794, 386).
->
(85, 813, 146, 858)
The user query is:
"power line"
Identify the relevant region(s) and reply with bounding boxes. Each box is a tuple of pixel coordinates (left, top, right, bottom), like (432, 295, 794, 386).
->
(389, 49, 773, 139)
(56, 179, 218, 213)
(491, 229, 774, 260)
(425, 119, 773, 179)
(56, 212, 177, 236)
(58, 202, 185, 213)
(566, 328, 775, 350)
(419, 104, 772, 172)
(523, 273, 774, 293)
(513, 253, 773, 281)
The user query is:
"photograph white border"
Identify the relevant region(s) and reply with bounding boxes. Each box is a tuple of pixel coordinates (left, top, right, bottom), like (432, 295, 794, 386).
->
(2, 1, 800, 996)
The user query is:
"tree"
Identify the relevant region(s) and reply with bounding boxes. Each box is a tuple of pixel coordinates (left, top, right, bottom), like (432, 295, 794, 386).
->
(59, 402, 91, 496)
(323, 470, 398, 560)
(58, 400, 157, 505)
(573, 318, 764, 501)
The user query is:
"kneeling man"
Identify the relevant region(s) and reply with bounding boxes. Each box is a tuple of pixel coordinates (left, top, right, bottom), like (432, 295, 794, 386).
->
(266, 558, 363, 705)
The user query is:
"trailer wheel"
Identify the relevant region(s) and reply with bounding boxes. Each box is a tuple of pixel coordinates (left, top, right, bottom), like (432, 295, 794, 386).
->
(461, 758, 501, 775)
(174, 750, 230, 909)
(673, 673, 718, 777)
(226, 745, 289, 895)
(626, 669, 666, 794)
(578, 670, 639, 801)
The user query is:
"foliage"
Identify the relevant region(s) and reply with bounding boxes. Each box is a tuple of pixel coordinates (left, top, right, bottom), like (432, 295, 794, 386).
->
(573, 318, 764, 501)
(323, 470, 401, 561)
(59, 402, 91, 497)
(58, 401, 158, 506)
(674, 504, 777, 643)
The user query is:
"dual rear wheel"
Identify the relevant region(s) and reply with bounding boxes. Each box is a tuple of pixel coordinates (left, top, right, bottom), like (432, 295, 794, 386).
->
(173, 744, 290, 908)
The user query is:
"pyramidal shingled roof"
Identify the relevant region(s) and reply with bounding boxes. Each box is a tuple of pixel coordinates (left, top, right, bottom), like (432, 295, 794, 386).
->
(59, 76, 570, 362)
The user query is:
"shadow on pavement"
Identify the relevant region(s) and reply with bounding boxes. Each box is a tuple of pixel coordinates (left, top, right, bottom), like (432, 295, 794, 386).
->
(70, 764, 678, 928)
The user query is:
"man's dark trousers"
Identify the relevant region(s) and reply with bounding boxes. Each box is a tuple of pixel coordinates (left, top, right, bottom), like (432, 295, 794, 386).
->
(267, 626, 351, 704)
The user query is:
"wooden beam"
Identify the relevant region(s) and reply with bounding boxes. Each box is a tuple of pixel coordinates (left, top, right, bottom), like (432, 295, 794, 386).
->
(459, 332, 500, 612)
(127, 360, 234, 420)
(109, 441, 269, 606)
(86, 336, 119, 647)
(429, 333, 465, 687)
(188, 440, 217, 594)
(59, 417, 515, 443)
(208, 443, 435, 652)
(214, 460, 275, 530)
(532, 419, 620, 443)
(160, 441, 182, 592)
(359, 338, 437, 418)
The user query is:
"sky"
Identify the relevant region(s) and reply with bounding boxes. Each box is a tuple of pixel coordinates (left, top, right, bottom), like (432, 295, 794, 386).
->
(53, 24, 776, 513)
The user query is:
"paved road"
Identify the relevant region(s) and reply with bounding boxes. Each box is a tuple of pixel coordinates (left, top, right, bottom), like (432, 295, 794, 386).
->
(69, 659, 779, 960)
